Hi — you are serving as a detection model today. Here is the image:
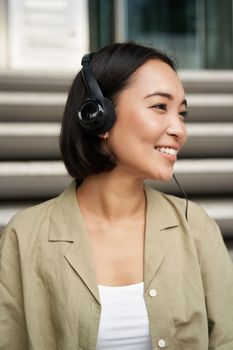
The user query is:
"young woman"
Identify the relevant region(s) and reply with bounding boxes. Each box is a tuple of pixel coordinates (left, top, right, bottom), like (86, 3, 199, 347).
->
(1, 42, 233, 350)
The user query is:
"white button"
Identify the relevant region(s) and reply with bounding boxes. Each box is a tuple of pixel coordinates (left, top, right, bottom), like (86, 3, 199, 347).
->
(158, 339, 166, 348)
(149, 288, 157, 297)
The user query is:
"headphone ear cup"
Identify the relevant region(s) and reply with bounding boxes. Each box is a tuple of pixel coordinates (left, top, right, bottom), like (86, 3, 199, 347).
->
(78, 97, 115, 135)
(78, 99, 103, 125)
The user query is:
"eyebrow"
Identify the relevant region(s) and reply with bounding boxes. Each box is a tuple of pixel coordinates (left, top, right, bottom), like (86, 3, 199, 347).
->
(144, 91, 187, 107)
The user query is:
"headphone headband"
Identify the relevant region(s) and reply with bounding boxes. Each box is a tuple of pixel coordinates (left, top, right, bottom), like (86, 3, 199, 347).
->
(81, 53, 104, 102)
(77, 52, 116, 135)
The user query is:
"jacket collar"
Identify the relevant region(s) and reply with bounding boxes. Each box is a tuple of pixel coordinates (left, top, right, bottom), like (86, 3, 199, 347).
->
(49, 181, 100, 303)
(48, 181, 180, 302)
(143, 185, 179, 292)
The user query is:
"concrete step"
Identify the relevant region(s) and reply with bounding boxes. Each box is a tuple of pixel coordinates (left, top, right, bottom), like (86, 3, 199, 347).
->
(0, 92, 232, 122)
(1, 198, 232, 238)
(1, 122, 233, 159)
(0, 92, 67, 121)
(0, 161, 70, 199)
(0, 70, 232, 94)
(0, 122, 61, 159)
(0, 71, 72, 92)
(181, 123, 233, 157)
(0, 159, 233, 199)
(187, 94, 233, 122)
(180, 70, 233, 93)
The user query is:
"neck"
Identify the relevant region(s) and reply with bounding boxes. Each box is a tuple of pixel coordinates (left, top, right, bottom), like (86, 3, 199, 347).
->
(76, 170, 146, 221)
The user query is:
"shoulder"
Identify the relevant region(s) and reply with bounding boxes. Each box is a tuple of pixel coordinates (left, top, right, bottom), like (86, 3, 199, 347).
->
(145, 185, 221, 240)
(3, 197, 57, 235)
(146, 185, 209, 224)
(1, 181, 76, 244)
(164, 192, 211, 227)
(146, 186, 231, 269)
(0, 197, 58, 261)
(0, 181, 78, 276)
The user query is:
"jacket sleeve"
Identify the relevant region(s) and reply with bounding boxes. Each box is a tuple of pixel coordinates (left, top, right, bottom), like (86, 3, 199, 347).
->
(0, 225, 29, 350)
(199, 214, 233, 350)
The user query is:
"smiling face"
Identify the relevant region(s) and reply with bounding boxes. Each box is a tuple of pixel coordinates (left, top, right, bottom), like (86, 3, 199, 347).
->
(107, 59, 188, 181)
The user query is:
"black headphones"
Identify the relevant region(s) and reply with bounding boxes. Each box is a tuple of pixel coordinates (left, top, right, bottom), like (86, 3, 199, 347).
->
(78, 53, 116, 135)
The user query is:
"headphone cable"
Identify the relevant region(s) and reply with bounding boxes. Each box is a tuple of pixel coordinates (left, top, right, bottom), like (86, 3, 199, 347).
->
(173, 174, 188, 221)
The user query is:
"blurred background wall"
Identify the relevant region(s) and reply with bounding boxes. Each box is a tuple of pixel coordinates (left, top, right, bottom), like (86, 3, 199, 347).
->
(0, 0, 233, 257)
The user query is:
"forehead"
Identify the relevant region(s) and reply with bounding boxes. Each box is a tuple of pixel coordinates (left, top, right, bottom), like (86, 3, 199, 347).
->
(129, 59, 185, 98)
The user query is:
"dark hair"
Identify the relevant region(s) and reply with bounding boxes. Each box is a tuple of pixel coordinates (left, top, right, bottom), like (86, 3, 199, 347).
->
(60, 42, 177, 181)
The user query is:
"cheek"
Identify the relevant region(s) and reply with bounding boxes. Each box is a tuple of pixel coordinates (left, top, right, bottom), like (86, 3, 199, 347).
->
(110, 107, 158, 148)
(108, 110, 163, 165)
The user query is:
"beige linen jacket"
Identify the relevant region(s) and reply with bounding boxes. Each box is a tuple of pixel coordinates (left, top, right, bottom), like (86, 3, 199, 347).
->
(0, 181, 233, 350)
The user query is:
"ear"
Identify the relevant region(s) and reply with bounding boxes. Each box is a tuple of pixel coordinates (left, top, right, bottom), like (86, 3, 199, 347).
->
(98, 132, 109, 140)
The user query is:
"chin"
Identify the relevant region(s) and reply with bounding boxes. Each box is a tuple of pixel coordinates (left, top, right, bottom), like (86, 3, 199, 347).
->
(145, 159, 176, 180)
(157, 174, 173, 182)
(147, 169, 174, 182)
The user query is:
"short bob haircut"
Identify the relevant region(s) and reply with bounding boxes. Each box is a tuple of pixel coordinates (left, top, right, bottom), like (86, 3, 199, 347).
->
(60, 42, 177, 181)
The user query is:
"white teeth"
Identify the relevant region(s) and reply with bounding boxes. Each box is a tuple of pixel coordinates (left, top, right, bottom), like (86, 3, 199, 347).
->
(156, 147, 178, 156)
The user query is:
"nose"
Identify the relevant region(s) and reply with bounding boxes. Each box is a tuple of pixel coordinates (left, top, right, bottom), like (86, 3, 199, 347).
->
(167, 115, 187, 142)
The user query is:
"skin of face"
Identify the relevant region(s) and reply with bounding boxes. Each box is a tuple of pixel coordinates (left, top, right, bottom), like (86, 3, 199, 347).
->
(107, 59, 188, 182)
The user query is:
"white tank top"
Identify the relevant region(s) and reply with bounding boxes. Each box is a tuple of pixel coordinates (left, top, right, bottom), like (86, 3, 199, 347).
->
(96, 282, 153, 350)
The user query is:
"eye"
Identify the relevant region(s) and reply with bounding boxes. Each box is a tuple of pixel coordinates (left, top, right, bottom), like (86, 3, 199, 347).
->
(150, 103, 167, 111)
(179, 110, 188, 119)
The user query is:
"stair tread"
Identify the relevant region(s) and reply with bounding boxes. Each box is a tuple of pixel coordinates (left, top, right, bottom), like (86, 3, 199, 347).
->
(0, 91, 232, 106)
(1, 122, 233, 136)
(186, 123, 233, 135)
(0, 122, 60, 135)
(0, 71, 72, 92)
(174, 159, 233, 173)
(0, 91, 67, 105)
(1, 70, 233, 89)
(0, 159, 233, 175)
(0, 161, 66, 175)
